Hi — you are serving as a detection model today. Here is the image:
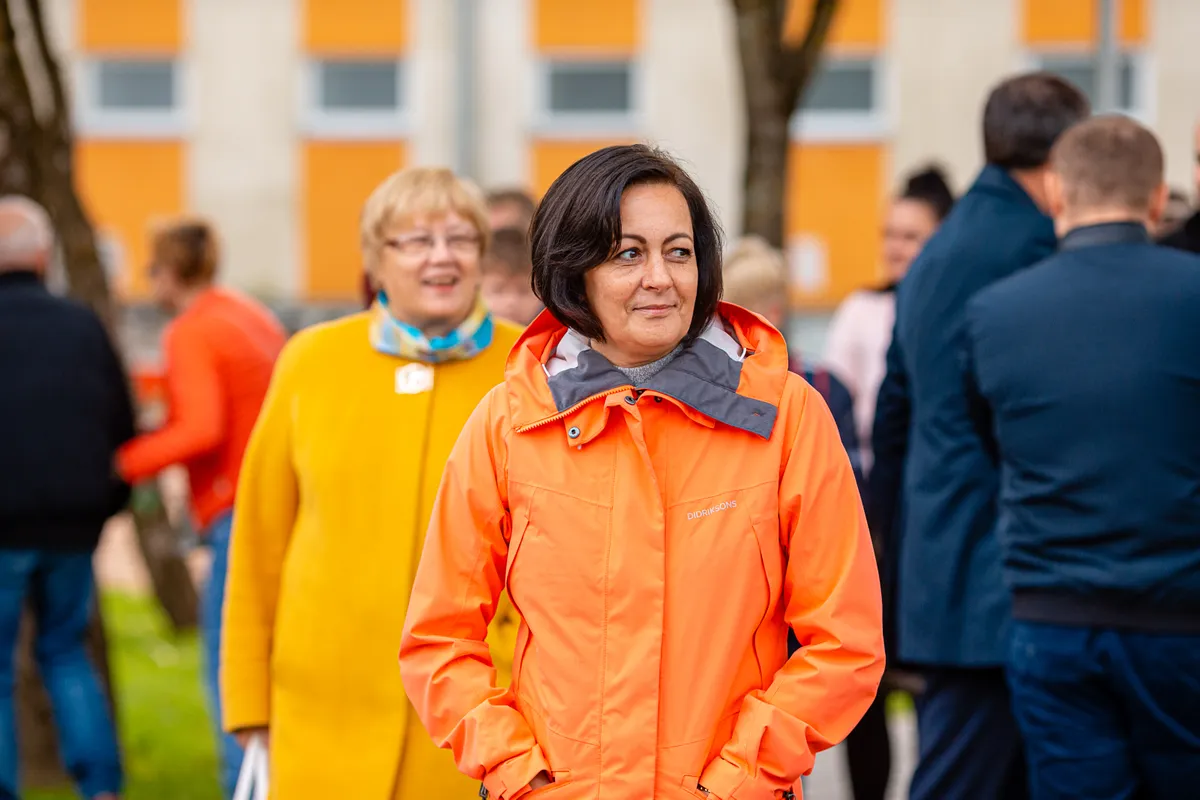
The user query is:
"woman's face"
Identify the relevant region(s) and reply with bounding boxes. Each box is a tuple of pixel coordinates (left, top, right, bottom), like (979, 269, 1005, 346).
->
(584, 183, 698, 367)
(882, 198, 939, 283)
(375, 210, 482, 337)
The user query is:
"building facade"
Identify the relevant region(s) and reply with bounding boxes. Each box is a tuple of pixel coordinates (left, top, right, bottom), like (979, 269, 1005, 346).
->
(51, 0, 1196, 310)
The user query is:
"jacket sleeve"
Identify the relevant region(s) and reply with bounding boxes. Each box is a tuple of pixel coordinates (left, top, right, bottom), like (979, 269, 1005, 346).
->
(99, 319, 136, 517)
(959, 303, 998, 466)
(219, 338, 300, 732)
(116, 322, 225, 481)
(699, 386, 885, 800)
(400, 389, 550, 800)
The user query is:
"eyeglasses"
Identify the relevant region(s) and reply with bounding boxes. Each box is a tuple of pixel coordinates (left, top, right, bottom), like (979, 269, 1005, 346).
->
(384, 232, 481, 258)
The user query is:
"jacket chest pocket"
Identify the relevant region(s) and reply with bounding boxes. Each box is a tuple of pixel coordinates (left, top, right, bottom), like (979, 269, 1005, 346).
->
(505, 483, 610, 745)
(673, 482, 783, 601)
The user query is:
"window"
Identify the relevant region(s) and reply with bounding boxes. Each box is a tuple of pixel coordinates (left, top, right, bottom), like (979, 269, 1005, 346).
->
(791, 57, 887, 140)
(76, 58, 185, 137)
(537, 60, 640, 134)
(802, 59, 876, 113)
(1033, 53, 1141, 112)
(303, 59, 408, 138)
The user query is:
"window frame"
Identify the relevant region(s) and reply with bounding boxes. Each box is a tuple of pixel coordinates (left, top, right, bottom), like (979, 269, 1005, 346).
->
(1022, 48, 1154, 123)
(789, 53, 892, 142)
(74, 57, 189, 139)
(532, 57, 644, 139)
(299, 58, 411, 140)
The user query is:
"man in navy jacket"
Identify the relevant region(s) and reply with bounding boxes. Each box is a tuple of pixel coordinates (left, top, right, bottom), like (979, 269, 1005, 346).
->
(868, 73, 1089, 800)
(963, 115, 1200, 800)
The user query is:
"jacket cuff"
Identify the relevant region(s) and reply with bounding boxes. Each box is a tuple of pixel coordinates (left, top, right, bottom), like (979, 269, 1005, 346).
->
(220, 662, 271, 733)
(483, 746, 551, 800)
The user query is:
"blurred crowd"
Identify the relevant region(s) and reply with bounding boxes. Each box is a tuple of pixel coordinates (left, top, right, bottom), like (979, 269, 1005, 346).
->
(2, 66, 1200, 800)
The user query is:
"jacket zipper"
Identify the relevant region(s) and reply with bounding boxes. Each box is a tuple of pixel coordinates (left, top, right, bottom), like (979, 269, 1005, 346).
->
(512, 386, 631, 434)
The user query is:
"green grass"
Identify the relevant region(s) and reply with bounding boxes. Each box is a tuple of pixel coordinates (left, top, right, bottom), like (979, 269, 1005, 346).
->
(28, 592, 222, 800)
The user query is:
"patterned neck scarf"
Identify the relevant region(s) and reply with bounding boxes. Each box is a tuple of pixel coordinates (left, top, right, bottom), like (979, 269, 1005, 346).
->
(368, 290, 494, 364)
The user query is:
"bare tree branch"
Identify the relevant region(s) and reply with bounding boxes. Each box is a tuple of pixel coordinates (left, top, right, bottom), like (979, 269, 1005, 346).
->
(781, 0, 839, 109)
(25, 0, 70, 136)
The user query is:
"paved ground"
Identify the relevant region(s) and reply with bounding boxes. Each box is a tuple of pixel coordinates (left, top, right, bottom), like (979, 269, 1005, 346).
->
(805, 712, 917, 799)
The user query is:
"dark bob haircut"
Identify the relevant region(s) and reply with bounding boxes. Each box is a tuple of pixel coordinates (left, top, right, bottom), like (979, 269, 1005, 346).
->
(983, 72, 1090, 170)
(530, 144, 723, 344)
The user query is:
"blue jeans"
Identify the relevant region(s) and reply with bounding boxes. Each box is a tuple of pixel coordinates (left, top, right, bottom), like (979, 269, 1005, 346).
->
(201, 512, 243, 800)
(1007, 620, 1200, 800)
(0, 550, 122, 799)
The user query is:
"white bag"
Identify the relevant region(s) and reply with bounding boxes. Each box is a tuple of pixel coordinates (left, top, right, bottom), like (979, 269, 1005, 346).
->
(232, 734, 270, 800)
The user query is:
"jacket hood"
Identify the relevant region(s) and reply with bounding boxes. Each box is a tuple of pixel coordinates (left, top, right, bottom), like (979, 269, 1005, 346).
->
(504, 301, 790, 440)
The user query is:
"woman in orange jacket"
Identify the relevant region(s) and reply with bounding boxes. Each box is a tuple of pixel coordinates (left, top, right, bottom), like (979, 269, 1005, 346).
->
(400, 145, 885, 799)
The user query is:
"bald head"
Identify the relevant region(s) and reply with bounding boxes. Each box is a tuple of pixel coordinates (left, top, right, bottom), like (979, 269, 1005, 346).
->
(0, 196, 53, 275)
(1048, 115, 1165, 226)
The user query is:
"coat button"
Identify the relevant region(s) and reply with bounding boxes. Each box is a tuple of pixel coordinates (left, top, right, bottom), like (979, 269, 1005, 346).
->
(567, 426, 581, 439)
(624, 395, 637, 405)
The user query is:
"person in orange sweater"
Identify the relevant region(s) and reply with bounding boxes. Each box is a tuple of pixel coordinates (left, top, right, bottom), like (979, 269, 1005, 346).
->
(116, 218, 286, 799)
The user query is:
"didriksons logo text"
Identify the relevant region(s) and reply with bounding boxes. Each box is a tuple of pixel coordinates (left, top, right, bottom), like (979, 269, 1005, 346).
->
(687, 500, 737, 521)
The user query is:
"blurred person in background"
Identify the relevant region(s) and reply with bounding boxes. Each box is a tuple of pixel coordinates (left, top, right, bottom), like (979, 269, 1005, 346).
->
(0, 197, 133, 800)
(723, 236, 859, 477)
(400, 145, 883, 799)
(725, 237, 895, 800)
(823, 166, 955, 475)
(1157, 121, 1200, 253)
(481, 226, 543, 326)
(221, 167, 522, 799)
(115, 218, 287, 799)
(870, 72, 1089, 800)
(821, 166, 954, 800)
(486, 187, 537, 233)
(1155, 187, 1191, 236)
(963, 115, 1200, 800)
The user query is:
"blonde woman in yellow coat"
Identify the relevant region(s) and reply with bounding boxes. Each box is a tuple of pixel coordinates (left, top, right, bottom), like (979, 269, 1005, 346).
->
(220, 167, 521, 799)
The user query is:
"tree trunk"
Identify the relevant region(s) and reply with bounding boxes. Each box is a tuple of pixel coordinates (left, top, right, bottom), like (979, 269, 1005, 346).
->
(731, 0, 840, 246)
(1, 0, 192, 787)
(741, 108, 792, 248)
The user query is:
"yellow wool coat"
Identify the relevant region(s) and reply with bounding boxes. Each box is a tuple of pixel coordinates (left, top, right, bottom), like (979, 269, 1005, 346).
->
(221, 311, 521, 799)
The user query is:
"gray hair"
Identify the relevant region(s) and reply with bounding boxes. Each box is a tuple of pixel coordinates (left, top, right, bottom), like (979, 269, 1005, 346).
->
(0, 195, 53, 272)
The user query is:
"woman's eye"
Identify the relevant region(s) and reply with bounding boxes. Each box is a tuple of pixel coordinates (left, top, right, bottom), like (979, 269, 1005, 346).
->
(669, 247, 692, 259)
(616, 247, 640, 261)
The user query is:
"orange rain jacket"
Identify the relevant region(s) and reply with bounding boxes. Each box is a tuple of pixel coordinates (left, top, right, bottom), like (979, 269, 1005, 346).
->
(400, 303, 884, 800)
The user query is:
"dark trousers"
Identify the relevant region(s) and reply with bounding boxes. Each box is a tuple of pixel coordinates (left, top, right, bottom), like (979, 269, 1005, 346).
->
(909, 667, 1027, 800)
(1007, 621, 1200, 800)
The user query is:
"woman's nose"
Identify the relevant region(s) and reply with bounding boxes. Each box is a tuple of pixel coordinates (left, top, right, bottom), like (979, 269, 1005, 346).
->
(429, 236, 454, 262)
(641, 254, 671, 288)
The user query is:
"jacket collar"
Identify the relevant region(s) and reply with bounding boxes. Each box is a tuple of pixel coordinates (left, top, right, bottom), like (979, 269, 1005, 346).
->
(972, 164, 1044, 213)
(504, 302, 789, 441)
(1060, 221, 1150, 251)
(0, 269, 43, 289)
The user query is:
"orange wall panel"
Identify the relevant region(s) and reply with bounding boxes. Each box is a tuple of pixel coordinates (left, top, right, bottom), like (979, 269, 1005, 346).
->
(787, 0, 883, 49)
(303, 0, 408, 54)
(1022, 0, 1147, 46)
(531, 140, 635, 197)
(534, 0, 640, 54)
(76, 141, 185, 299)
(303, 142, 407, 300)
(785, 143, 885, 307)
(79, 0, 182, 52)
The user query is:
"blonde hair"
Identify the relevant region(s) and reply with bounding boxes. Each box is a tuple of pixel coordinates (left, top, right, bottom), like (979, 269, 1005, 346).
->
(359, 167, 490, 275)
(149, 215, 220, 285)
(722, 235, 789, 311)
